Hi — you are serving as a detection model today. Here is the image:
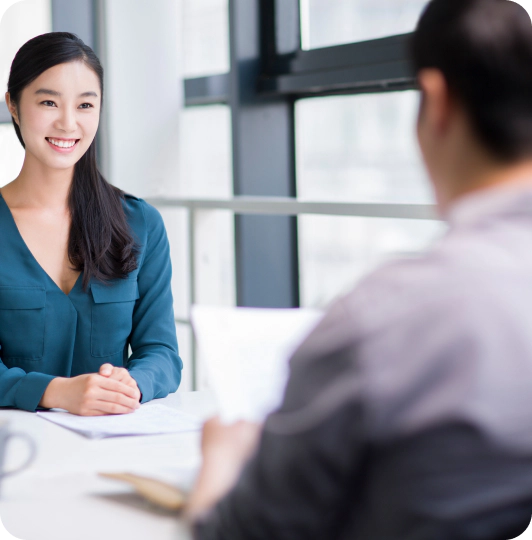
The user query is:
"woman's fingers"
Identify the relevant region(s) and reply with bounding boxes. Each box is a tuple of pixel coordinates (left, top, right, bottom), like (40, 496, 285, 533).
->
(111, 368, 135, 385)
(99, 365, 130, 383)
(98, 366, 140, 397)
(97, 374, 140, 400)
(94, 400, 138, 415)
(63, 373, 141, 416)
(96, 387, 140, 410)
(99, 363, 114, 376)
(110, 369, 141, 398)
(84, 403, 137, 416)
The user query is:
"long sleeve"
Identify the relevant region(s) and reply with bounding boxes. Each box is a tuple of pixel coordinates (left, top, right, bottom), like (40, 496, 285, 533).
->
(0, 193, 182, 411)
(195, 404, 365, 540)
(0, 363, 55, 412)
(126, 201, 183, 402)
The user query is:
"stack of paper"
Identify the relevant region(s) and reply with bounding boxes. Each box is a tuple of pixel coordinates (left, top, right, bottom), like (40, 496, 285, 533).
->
(191, 306, 323, 423)
(37, 403, 201, 439)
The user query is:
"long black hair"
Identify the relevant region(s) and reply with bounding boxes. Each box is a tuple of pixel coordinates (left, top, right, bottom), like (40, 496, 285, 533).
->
(7, 32, 138, 289)
(411, 0, 532, 162)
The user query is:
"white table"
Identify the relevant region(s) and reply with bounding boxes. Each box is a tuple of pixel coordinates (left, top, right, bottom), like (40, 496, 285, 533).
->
(0, 391, 218, 540)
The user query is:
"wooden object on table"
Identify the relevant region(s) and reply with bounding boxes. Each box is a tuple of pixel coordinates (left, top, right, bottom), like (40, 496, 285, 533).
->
(99, 472, 187, 510)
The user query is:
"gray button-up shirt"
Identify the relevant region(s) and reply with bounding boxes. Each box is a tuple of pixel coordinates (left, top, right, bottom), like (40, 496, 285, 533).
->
(196, 186, 532, 540)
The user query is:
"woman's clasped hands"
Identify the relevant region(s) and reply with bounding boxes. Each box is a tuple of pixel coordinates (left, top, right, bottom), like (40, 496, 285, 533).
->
(39, 363, 141, 416)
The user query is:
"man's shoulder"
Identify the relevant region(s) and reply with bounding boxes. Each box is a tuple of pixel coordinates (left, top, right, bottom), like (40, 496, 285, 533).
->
(340, 247, 487, 338)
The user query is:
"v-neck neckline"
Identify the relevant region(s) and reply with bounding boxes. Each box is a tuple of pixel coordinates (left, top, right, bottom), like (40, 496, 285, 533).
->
(0, 192, 82, 298)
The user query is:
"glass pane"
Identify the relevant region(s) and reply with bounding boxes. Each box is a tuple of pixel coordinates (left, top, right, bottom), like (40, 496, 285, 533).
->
(299, 215, 446, 309)
(194, 209, 236, 307)
(0, 123, 24, 187)
(182, 0, 229, 78)
(0, 0, 52, 100)
(158, 207, 190, 322)
(177, 105, 232, 199)
(193, 209, 236, 392)
(301, 0, 427, 49)
(176, 323, 193, 392)
(296, 91, 433, 204)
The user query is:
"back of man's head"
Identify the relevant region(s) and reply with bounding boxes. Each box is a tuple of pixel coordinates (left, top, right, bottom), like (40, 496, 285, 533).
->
(412, 0, 532, 162)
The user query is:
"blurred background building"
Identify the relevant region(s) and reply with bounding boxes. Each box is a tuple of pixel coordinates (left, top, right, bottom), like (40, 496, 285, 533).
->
(2, 0, 530, 391)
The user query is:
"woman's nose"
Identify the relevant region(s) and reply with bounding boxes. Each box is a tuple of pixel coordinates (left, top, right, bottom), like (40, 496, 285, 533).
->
(55, 107, 77, 133)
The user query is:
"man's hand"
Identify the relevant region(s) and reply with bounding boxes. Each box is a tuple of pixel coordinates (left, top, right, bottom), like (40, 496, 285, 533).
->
(99, 364, 141, 402)
(40, 373, 141, 416)
(187, 417, 262, 518)
(201, 417, 262, 463)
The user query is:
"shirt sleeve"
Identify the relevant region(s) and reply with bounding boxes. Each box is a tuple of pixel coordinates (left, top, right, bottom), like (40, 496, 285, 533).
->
(0, 362, 56, 412)
(193, 298, 367, 540)
(126, 201, 183, 402)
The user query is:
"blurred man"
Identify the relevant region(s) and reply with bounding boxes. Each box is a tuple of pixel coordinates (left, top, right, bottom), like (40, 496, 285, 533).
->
(188, 1, 532, 538)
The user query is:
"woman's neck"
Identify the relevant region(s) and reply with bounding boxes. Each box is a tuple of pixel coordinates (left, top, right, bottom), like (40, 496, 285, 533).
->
(3, 154, 74, 211)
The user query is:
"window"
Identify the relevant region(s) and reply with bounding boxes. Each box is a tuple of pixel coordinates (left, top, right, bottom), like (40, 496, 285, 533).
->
(174, 103, 236, 310)
(296, 91, 432, 205)
(295, 89, 442, 309)
(299, 215, 444, 308)
(172, 1, 236, 389)
(0, 0, 52, 186)
(0, 0, 52, 100)
(179, 0, 443, 387)
(177, 105, 233, 199)
(300, 0, 427, 50)
(182, 0, 230, 78)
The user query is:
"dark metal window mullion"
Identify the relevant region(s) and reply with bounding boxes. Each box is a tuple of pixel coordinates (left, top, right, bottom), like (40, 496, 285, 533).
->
(229, 0, 300, 308)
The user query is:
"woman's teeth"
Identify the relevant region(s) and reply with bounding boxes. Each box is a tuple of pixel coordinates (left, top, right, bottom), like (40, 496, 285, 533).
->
(47, 138, 77, 148)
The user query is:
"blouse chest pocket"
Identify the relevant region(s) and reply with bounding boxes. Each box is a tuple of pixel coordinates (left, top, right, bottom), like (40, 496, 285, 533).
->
(91, 279, 140, 358)
(0, 287, 46, 361)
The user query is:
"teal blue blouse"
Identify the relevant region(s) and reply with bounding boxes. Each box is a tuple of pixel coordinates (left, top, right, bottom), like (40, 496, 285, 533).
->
(0, 193, 182, 411)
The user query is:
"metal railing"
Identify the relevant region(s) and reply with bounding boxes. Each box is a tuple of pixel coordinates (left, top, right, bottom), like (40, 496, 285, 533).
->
(145, 196, 439, 389)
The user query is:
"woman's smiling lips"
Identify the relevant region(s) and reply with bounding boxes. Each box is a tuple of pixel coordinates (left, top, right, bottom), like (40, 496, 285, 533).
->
(46, 137, 80, 153)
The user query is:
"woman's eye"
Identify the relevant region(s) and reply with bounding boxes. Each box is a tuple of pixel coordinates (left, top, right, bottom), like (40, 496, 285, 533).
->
(79, 103, 93, 109)
(41, 101, 56, 107)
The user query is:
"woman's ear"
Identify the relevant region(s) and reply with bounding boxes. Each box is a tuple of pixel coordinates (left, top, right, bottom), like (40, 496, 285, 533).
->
(5, 93, 19, 125)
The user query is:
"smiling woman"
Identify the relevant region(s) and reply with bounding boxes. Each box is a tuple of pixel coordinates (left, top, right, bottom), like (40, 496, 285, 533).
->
(35, 82, 99, 153)
(0, 32, 183, 416)
(8, 61, 101, 181)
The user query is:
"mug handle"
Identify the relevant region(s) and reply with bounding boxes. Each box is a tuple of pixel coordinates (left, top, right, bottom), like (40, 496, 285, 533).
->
(0, 432, 36, 478)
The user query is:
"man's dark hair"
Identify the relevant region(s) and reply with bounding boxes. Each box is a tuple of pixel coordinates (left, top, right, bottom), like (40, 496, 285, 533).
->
(411, 0, 532, 161)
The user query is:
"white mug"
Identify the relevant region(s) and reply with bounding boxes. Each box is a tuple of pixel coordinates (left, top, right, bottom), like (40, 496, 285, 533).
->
(0, 419, 36, 493)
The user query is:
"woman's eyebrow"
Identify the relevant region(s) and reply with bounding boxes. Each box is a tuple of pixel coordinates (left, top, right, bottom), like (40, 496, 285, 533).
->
(34, 88, 99, 98)
(79, 91, 98, 98)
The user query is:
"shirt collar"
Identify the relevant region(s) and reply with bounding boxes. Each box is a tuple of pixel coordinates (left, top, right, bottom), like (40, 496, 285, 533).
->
(446, 183, 532, 228)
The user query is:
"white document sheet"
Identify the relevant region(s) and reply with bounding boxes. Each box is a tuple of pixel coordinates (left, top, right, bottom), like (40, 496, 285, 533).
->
(37, 403, 202, 439)
(191, 305, 323, 423)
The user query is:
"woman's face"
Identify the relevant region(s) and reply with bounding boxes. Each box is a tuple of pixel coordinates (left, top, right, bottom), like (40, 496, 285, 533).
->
(7, 61, 101, 172)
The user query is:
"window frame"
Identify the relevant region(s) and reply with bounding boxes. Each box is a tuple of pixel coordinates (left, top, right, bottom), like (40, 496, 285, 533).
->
(182, 0, 428, 315)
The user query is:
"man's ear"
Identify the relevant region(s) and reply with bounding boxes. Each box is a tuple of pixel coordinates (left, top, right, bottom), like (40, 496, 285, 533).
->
(417, 69, 452, 136)
(5, 92, 19, 125)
